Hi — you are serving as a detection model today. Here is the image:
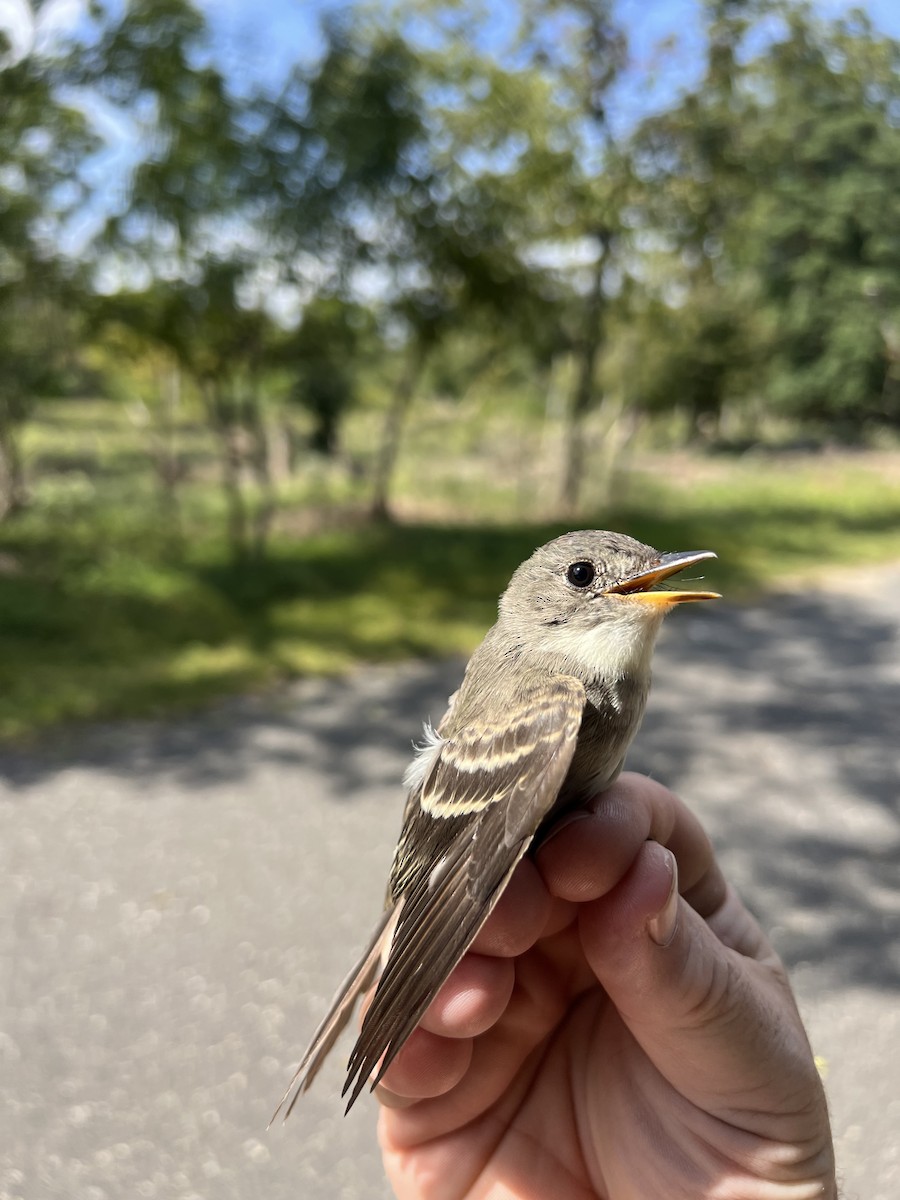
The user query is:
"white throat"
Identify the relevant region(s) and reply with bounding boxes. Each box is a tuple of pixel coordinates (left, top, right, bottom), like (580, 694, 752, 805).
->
(536, 608, 665, 684)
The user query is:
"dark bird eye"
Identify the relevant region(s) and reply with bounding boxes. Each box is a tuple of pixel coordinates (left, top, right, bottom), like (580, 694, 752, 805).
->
(566, 561, 595, 588)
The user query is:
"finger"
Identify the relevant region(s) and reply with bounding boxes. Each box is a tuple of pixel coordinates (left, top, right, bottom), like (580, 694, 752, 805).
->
(536, 772, 727, 917)
(379, 934, 578, 1147)
(577, 841, 823, 1133)
(541, 895, 578, 939)
(418, 953, 515, 1038)
(470, 855, 552, 957)
(376, 1026, 473, 1102)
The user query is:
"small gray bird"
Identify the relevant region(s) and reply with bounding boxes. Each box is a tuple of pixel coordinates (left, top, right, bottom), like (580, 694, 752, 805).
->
(274, 530, 718, 1120)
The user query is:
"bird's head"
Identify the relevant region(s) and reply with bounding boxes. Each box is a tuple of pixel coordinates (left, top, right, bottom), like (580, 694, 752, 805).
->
(498, 530, 719, 680)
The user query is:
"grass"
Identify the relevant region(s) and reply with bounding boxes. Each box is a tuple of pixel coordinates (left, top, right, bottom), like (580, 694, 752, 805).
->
(1, 401, 899, 742)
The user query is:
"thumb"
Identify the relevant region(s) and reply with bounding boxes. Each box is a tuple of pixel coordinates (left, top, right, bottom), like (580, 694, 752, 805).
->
(577, 840, 812, 1120)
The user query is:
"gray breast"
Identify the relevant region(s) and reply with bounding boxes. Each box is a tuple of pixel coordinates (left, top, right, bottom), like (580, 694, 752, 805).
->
(560, 674, 651, 805)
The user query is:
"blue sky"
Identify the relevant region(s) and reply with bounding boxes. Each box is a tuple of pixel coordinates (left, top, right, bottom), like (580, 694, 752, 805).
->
(193, 0, 900, 131)
(195, 0, 711, 129)
(5, 0, 900, 124)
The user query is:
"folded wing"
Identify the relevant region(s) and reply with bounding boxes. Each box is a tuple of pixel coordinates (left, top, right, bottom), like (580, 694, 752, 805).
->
(342, 673, 585, 1110)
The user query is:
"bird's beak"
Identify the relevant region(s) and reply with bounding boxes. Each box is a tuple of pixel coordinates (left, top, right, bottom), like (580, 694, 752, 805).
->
(603, 550, 720, 607)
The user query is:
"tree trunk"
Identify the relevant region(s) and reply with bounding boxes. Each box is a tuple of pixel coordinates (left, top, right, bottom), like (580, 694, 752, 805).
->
(204, 382, 248, 560)
(267, 419, 294, 483)
(246, 393, 277, 561)
(561, 231, 610, 514)
(0, 420, 27, 519)
(877, 343, 900, 426)
(690, 401, 722, 446)
(369, 339, 428, 522)
(593, 393, 642, 510)
(310, 406, 340, 457)
(153, 364, 182, 545)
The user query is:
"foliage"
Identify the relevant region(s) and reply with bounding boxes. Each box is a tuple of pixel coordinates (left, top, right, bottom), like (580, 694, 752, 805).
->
(740, 8, 900, 428)
(0, 11, 98, 511)
(626, 1, 900, 436)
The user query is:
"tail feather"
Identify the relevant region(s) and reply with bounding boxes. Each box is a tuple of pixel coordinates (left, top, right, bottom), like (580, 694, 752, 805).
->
(270, 901, 402, 1125)
(341, 839, 527, 1111)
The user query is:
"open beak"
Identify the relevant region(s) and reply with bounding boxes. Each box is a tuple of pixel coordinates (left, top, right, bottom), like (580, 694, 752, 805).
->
(603, 550, 720, 607)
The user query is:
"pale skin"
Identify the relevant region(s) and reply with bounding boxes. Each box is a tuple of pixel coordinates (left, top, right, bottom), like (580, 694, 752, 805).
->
(374, 773, 837, 1200)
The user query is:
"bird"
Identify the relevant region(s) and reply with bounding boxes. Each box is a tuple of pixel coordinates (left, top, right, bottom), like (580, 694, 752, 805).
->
(272, 529, 719, 1121)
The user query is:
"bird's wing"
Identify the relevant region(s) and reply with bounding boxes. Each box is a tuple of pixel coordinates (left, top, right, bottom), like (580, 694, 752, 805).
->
(343, 673, 585, 1110)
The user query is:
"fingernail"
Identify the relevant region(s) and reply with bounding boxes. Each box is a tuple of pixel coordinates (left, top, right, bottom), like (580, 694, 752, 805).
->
(647, 849, 679, 947)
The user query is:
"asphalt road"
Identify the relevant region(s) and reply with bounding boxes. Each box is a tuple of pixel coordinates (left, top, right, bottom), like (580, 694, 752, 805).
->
(1, 573, 898, 1200)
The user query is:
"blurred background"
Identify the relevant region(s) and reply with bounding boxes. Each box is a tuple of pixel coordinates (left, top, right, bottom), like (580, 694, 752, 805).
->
(0, 0, 900, 737)
(1, 1, 899, 1197)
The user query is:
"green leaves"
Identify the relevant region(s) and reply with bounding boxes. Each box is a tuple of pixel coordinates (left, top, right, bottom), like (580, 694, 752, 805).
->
(627, 0, 900, 435)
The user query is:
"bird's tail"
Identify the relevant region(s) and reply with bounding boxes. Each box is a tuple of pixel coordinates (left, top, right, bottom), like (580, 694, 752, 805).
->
(269, 900, 403, 1125)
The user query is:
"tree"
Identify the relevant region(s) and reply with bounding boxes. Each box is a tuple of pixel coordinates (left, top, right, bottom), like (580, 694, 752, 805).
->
(318, 1, 629, 518)
(276, 17, 439, 520)
(386, 0, 632, 513)
(738, 6, 900, 431)
(515, 0, 628, 511)
(278, 298, 375, 458)
(78, 0, 306, 557)
(0, 12, 97, 515)
(259, 9, 567, 521)
(625, 1, 900, 438)
(101, 268, 276, 559)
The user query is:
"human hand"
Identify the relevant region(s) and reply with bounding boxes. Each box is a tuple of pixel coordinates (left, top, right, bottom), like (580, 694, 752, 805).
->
(375, 773, 835, 1200)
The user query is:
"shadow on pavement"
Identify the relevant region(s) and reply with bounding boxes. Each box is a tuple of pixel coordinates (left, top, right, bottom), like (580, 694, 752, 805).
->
(2, 586, 898, 995)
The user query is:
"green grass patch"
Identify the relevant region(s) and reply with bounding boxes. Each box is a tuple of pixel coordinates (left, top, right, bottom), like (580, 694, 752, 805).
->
(2, 404, 900, 741)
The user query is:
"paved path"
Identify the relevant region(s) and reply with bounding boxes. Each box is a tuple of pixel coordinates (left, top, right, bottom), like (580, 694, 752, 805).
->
(1, 575, 898, 1199)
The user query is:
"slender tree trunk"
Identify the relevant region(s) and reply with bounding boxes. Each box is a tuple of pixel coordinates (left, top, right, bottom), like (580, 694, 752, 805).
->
(689, 401, 722, 446)
(593, 393, 642, 509)
(877, 346, 899, 425)
(204, 381, 248, 560)
(267, 419, 293, 483)
(153, 364, 182, 546)
(222, 425, 248, 561)
(561, 230, 610, 514)
(245, 392, 277, 561)
(0, 420, 27, 518)
(369, 339, 428, 522)
(285, 420, 302, 476)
